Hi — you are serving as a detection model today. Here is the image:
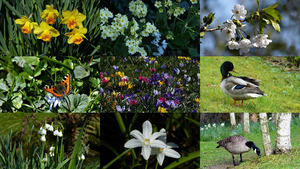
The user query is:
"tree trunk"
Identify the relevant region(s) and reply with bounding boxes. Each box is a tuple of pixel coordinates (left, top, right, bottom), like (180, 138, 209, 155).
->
(259, 113, 273, 156)
(275, 113, 292, 154)
(230, 113, 236, 130)
(275, 113, 279, 126)
(243, 113, 250, 133)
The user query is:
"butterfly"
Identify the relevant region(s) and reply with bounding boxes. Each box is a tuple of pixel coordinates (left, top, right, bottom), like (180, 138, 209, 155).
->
(43, 73, 72, 98)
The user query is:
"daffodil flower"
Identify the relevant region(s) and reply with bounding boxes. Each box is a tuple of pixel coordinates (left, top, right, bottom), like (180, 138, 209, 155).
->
(33, 21, 60, 42)
(124, 120, 166, 160)
(64, 27, 88, 45)
(60, 9, 86, 29)
(15, 16, 38, 34)
(41, 5, 60, 24)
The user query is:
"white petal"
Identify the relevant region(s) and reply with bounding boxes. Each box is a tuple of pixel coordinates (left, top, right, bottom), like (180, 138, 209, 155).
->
(164, 148, 181, 159)
(141, 145, 151, 160)
(150, 140, 166, 148)
(167, 142, 179, 148)
(130, 130, 145, 142)
(124, 139, 143, 148)
(143, 120, 152, 138)
(150, 131, 166, 141)
(157, 152, 165, 166)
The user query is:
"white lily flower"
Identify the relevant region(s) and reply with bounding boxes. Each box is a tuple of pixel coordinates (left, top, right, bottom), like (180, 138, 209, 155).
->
(124, 120, 167, 160)
(151, 128, 181, 166)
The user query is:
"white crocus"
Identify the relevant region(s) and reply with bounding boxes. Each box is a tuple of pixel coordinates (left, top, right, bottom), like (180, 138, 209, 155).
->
(41, 135, 46, 142)
(124, 120, 166, 160)
(221, 27, 235, 41)
(231, 4, 247, 20)
(151, 129, 181, 166)
(239, 38, 252, 55)
(225, 40, 239, 50)
(251, 34, 272, 48)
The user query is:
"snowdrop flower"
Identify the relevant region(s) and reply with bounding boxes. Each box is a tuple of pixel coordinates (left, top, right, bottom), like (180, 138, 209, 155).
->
(213, 123, 216, 128)
(45, 123, 54, 131)
(239, 38, 251, 55)
(221, 123, 225, 127)
(251, 34, 272, 48)
(225, 40, 239, 50)
(39, 127, 47, 135)
(49, 152, 54, 157)
(269, 117, 272, 120)
(49, 146, 55, 152)
(208, 123, 211, 128)
(200, 128, 204, 131)
(41, 135, 46, 142)
(124, 120, 166, 160)
(54, 129, 63, 137)
(231, 4, 247, 20)
(78, 154, 85, 160)
(197, 73, 200, 79)
(221, 27, 235, 41)
(151, 129, 181, 166)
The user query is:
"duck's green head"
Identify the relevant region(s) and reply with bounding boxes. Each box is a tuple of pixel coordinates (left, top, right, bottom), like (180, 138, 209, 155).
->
(220, 61, 234, 77)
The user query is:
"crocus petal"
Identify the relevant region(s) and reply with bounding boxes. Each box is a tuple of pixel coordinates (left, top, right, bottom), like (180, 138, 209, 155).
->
(130, 130, 144, 142)
(164, 148, 181, 158)
(124, 139, 143, 148)
(157, 152, 165, 166)
(143, 120, 152, 138)
(150, 139, 166, 148)
(141, 145, 151, 160)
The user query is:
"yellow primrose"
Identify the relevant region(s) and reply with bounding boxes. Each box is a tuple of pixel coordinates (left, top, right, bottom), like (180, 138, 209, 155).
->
(195, 98, 200, 105)
(15, 16, 38, 34)
(65, 27, 88, 45)
(33, 21, 60, 42)
(60, 9, 86, 29)
(41, 5, 60, 24)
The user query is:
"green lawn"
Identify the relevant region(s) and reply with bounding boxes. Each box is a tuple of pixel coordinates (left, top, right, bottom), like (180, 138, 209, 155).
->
(200, 125, 300, 168)
(200, 57, 300, 112)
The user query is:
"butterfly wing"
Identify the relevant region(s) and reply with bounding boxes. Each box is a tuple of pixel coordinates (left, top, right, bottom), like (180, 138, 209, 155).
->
(43, 73, 72, 97)
(60, 73, 71, 95)
(43, 85, 64, 97)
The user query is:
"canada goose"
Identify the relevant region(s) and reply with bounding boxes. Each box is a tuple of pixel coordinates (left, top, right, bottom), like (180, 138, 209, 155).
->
(216, 135, 261, 166)
(220, 61, 266, 106)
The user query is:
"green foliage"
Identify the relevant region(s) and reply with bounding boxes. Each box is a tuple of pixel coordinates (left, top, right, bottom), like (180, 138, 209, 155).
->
(260, 3, 283, 34)
(0, 0, 101, 56)
(203, 12, 215, 26)
(0, 56, 100, 112)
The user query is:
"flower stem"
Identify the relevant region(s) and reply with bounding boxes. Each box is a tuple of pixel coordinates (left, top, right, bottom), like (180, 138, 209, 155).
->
(145, 160, 148, 169)
(155, 161, 159, 169)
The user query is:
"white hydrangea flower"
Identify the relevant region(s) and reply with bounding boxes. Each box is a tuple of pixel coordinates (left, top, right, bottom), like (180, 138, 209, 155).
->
(225, 40, 239, 50)
(222, 27, 235, 41)
(231, 4, 247, 20)
(239, 38, 252, 55)
(251, 34, 272, 48)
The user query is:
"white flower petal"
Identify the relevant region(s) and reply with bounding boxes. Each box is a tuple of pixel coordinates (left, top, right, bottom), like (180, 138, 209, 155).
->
(157, 152, 165, 166)
(130, 130, 145, 142)
(143, 120, 152, 138)
(164, 148, 181, 159)
(150, 139, 166, 148)
(166, 142, 179, 148)
(141, 145, 151, 160)
(150, 131, 166, 141)
(124, 139, 143, 148)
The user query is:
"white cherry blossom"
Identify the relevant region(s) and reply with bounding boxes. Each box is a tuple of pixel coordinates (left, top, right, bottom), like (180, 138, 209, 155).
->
(225, 40, 239, 50)
(239, 38, 252, 55)
(251, 34, 272, 48)
(231, 4, 247, 20)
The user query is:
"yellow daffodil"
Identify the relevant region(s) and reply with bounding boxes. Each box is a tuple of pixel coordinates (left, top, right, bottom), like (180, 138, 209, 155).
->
(65, 27, 87, 45)
(60, 9, 86, 29)
(158, 106, 167, 113)
(41, 5, 60, 24)
(15, 16, 38, 34)
(33, 21, 60, 42)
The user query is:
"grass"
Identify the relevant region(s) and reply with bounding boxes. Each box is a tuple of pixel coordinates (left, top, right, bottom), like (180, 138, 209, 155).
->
(200, 117, 300, 168)
(200, 56, 300, 112)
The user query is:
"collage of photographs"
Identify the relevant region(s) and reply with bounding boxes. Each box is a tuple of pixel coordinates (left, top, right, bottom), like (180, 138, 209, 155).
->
(1, 0, 298, 169)
(201, 0, 300, 169)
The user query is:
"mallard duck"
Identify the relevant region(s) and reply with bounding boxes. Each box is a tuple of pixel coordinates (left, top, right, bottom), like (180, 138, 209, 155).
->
(216, 135, 261, 166)
(220, 61, 266, 106)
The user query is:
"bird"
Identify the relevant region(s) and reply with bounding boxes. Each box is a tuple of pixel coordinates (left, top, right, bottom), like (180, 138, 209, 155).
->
(220, 61, 266, 106)
(216, 135, 261, 166)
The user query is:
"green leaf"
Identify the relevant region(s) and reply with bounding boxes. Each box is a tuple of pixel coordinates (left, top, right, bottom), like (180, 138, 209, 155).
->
(0, 93, 8, 107)
(200, 31, 205, 39)
(23, 62, 34, 76)
(164, 150, 200, 169)
(261, 3, 283, 22)
(34, 60, 47, 77)
(270, 19, 281, 34)
(23, 56, 40, 65)
(203, 12, 215, 26)
(90, 77, 100, 89)
(188, 47, 199, 57)
(73, 66, 90, 79)
(12, 93, 22, 109)
(60, 94, 89, 113)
